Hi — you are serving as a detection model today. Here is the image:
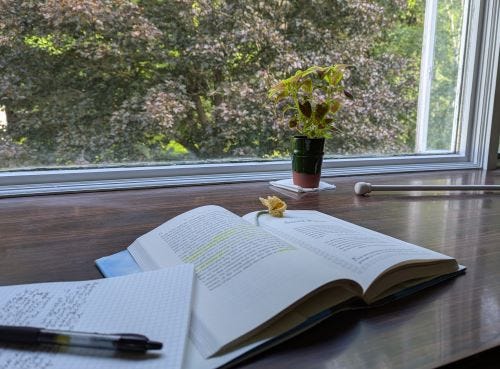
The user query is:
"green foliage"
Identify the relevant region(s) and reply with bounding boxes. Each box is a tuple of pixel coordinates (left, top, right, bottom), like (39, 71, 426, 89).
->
(0, 0, 455, 168)
(426, 0, 463, 151)
(269, 65, 352, 138)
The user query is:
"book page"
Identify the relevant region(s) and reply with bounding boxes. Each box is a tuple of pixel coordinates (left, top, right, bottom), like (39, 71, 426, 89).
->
(128, 206, 352, 358)
(183, 286, 354, 369)
(244, 210, 457, 294)
(0, 266, 194, 369)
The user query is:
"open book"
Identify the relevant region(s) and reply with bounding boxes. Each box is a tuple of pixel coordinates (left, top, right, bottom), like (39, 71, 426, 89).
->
(120, 205, 462, 360)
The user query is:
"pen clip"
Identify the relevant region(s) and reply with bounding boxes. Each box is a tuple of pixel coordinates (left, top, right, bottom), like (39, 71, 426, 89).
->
(115, 333, 148, 341)
(114, 334, 163, 352)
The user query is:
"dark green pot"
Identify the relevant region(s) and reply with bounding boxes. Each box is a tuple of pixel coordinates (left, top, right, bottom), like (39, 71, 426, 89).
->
(291, 136, 325, 188)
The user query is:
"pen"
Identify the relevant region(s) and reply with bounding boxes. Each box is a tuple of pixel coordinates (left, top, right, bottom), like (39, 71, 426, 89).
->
(0, 325, 163, 353)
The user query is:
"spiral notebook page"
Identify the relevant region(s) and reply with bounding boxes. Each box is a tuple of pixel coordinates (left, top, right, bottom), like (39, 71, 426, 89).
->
(0, 264, 194, 369)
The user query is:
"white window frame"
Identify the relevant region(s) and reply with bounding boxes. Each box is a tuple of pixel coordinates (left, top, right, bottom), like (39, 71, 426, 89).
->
(0, 0, 499, 198)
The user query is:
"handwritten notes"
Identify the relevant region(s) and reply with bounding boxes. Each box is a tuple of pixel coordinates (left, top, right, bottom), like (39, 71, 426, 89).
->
(0, 265, 194, 369)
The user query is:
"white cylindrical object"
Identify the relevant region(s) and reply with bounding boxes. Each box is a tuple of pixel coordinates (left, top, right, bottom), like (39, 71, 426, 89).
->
(354, 182, 500, 195)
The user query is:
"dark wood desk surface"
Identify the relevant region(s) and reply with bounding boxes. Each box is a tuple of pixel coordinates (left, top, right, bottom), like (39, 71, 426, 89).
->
(1, 169, 499, 369)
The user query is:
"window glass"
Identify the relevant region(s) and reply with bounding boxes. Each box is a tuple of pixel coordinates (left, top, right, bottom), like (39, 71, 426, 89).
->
(0, 0, 464, 170)
(426, 0, 464, 152)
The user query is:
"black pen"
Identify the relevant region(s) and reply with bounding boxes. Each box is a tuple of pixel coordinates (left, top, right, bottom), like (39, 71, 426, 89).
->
(0, 325, 163, 353)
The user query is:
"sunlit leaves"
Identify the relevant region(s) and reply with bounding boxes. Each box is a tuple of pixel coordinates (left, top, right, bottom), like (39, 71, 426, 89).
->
(269, 64, 350, 139)
(0, 0, 425, 166)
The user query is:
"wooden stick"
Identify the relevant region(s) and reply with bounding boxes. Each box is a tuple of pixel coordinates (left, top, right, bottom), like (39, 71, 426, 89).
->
(354, 182, 500, 196)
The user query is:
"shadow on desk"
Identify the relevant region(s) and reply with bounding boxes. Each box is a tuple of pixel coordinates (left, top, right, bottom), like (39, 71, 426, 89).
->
(440, 346, 500, 369)
(238, 277, 462, 369)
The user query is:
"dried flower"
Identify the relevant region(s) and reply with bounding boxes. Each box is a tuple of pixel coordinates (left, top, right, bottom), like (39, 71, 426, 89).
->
(259, 196, 287, 217)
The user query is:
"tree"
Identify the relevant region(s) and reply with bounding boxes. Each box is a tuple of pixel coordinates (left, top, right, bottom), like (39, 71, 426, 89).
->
(0, 0, 425, 168)
(427, 0, 463, 151)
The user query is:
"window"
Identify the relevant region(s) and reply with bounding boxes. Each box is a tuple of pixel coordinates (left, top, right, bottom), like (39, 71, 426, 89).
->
(417, 0, 465, 153)
(0, 1, 498, 196)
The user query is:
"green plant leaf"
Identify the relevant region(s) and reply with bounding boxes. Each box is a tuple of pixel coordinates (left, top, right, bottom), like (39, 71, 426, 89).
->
(273, 91, 288, 102)
(302, 66, 322, 77)
(299, 101, 312, 118)
(268, 64, 350, 139)
(325, 68, 343, 86)
(314, 103, 329, 121)
(268, 81, 286, 99)
(301, 79, 313, 94)
(330, 100, 341, 113)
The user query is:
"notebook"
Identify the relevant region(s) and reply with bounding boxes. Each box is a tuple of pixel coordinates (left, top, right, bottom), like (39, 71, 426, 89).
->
(0, 265, 194, 369)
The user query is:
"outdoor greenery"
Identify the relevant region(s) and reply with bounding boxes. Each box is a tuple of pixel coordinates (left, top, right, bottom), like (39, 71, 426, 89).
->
(427, 0, 464, 151)
(0, 0, 462, 169)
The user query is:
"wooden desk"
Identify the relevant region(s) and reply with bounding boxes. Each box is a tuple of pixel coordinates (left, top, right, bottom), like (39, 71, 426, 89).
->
(1, 169, 499, 368)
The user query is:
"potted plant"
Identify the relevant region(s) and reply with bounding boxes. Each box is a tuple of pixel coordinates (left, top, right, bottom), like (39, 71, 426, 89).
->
(269, 65, 352, 188)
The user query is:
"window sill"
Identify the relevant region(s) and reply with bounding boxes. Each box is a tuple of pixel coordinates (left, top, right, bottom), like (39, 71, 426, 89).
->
(0, 155, 479, 198)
